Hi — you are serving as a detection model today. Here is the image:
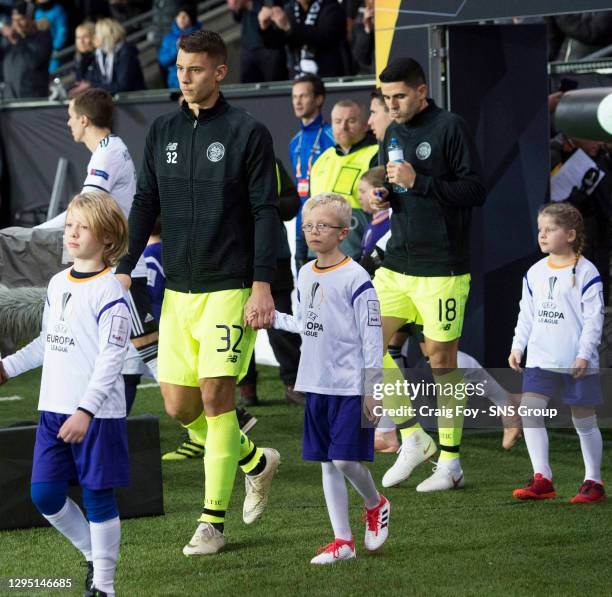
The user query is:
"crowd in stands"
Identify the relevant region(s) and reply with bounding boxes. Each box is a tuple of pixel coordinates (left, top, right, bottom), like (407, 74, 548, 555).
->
(0, 4, 612, 100)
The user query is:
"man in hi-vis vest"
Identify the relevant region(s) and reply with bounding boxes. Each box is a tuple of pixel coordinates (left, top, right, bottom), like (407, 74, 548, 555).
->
(309, 99, 378, 260)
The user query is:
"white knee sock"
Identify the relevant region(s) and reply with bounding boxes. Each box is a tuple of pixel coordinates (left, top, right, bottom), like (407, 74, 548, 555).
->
(573, 415, 603, 484)
(43, 498, 92, 561)
(521, 396, 552, 480)
(332, 460, 380, 509)
(90, 517, 121, 597)
(321, 462, 352, 541)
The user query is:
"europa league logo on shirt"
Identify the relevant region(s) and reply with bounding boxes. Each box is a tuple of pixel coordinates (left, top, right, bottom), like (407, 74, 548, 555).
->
(60, 292, 72, 321)
(308, 282, 320, 309)
(547, 277, 557, 301)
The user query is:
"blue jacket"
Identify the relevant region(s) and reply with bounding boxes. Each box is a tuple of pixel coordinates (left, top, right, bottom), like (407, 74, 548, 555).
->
(158, 21, 201, 88)
(289, 113, 334, 259)
(34, 3, 67, 72)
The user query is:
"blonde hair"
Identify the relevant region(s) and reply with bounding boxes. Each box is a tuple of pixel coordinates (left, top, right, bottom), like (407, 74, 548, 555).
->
(66, 191, 128, 267)
(538, 202, 585, 286)
(94, 18, 125, 53)
(302, 192, 352, 228)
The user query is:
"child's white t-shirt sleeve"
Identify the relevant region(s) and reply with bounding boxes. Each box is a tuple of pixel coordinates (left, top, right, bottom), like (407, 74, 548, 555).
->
(511, 274, 534, 354)
(79, 295, 131, 415)
(273, 266, 304, 334)
(273, 310, 303, 334)
(2, 295, 49, 378)
(352, 278, 383, 371)
(577, 278, 604, 362)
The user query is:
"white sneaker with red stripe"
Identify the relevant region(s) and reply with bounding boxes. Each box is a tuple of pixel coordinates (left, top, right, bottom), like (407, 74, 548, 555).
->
(310, 538, 356, 565)
(363, 495, 390, 551)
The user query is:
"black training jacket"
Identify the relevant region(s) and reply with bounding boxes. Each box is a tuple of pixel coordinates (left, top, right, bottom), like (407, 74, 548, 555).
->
(117, 94, 280, 293)
(382, 99, 486, 277)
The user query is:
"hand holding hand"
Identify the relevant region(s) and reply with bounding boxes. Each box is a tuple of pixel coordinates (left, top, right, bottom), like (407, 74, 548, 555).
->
(244, 282, 275, 330)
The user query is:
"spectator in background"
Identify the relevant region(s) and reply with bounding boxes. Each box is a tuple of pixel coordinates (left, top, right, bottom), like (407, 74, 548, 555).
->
(34, 0, 67, 72)
(351, 0, 374, 74)
(550, 134, 612, 304)
(70, 21, 96, 95)
(1, 2, 52, 99)
(159, 5, 200, 88)
(229, 0, 287, 83)
(309, 99, 378, 260)
(549, 11, 612, 61)
(258, 0, 349, 77)
(289, 74, 335, 270)
(368, 88, 392, 147)
(152, 0, 196, 45)
(72, 18, 145, 94)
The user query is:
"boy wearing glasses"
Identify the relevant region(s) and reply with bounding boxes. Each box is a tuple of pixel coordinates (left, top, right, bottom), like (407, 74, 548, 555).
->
(268, 192, 390, 564)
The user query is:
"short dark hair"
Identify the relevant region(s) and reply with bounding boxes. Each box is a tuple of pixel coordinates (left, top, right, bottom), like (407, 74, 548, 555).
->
(370, 88, 388, 110)
(293, 74, 325, 98)
(379, 58, 426, 88)
(73, 88, 114, 129)
(178, 30, 227, 64)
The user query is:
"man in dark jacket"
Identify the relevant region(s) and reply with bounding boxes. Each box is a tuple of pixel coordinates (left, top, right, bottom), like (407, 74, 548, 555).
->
(228, 0, 287, 83)
(370, 57, 486, 493)
(116, 31, 280, 556)
(258, 0, 349, 77)
(1, 2, 51, 99)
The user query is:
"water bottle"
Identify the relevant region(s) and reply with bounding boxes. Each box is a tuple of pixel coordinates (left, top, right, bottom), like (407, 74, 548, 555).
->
(387, 137, 406, 193)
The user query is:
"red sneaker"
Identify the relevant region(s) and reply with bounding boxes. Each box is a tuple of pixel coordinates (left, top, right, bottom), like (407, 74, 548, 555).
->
(571, 480, 606, 503)
(513, 473, 556, 500)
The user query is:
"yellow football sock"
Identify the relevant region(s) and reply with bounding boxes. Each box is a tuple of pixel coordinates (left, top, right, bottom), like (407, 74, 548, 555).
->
(185, 411, 207, 446)
(433, 368, 465, 461)
(198, 410, 240, 524)
(238, 432, 263, 474)
(382, 351, 421, 438)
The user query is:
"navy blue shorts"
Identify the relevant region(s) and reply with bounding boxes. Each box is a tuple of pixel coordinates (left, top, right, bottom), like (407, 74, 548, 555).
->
(31, 412, 130, 490)
(522, 368, 604, 407)
(303, 393, 374, 462)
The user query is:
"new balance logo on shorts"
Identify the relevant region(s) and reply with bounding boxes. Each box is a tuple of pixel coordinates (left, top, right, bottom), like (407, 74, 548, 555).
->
(226, 355, 238, 363)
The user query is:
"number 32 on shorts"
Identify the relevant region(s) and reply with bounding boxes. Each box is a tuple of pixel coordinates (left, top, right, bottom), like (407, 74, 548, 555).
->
(216, 324, 244, 353)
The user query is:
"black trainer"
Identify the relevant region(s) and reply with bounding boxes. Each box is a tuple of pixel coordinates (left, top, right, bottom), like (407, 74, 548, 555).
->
(236, 407, 258, 434)
(83, 587, 107, 597)
(81, 560, 94, 591)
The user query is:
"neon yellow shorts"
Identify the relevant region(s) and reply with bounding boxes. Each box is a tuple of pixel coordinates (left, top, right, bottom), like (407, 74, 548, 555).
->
(372, 267, 470, 342)
(158, 288, 256, 387)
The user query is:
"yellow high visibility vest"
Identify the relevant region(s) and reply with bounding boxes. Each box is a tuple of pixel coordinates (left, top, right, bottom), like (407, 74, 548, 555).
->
(309, 143, 378, 209)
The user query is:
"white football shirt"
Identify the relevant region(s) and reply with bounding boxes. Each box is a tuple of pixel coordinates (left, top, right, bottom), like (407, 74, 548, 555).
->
(512, 256, 604, 369)
(274, 257, 383, 395)
(3, 267, 131, 417)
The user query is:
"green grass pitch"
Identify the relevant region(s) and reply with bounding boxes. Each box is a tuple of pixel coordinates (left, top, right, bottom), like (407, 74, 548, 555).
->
(1, 366, 610, 596)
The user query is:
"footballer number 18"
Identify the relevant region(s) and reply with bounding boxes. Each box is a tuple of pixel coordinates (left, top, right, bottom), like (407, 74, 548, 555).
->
(438, 298, 456, 322)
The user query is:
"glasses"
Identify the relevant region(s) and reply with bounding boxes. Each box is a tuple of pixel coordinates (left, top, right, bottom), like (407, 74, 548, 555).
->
(301, 223, 346, 233)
